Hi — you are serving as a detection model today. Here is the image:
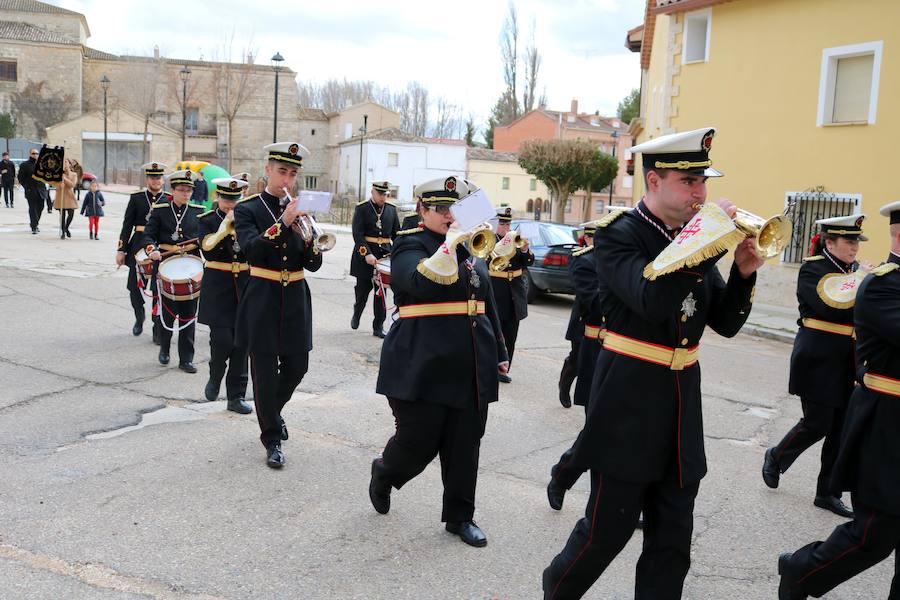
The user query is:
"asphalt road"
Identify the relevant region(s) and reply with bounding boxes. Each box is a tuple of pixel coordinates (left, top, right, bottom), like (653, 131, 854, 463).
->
(0, 192, 890, 599)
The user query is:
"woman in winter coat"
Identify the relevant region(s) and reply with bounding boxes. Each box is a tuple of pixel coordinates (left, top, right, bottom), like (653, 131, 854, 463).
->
(52, 159, 79, 239)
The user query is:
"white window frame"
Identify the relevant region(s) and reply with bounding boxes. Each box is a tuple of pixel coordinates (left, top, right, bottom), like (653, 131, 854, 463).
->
(816, 41, 883, 126)
(387, 152, 399, 167)
(681, 8, 712, 65)
(501, 176, 510, 190)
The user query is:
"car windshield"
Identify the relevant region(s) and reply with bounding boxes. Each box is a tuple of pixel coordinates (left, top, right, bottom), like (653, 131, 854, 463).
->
(542, 225, 576, 246)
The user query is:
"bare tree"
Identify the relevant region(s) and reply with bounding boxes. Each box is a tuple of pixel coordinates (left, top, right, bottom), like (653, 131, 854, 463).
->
(117, 55, 165, 163)
(522, 20, 542, 113)
(211, 34, 256, 172)
(10, 81, 74, 139)
(500, 1, 520, 121)
(167, 64, 201, 143)
(431, 98, 462, 139)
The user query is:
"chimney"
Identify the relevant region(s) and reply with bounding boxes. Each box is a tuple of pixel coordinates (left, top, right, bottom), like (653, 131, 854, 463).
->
(153, 45, 159, 59)
(570, 99, 578, 116)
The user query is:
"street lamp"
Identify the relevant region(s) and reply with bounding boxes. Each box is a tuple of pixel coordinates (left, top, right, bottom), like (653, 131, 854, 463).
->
(271, 52, 284, 143)
(358, 114, 368, 203)
(179, 65, 191, 160)
(100, 74, 110, 184)
(608, 129, 619, 210)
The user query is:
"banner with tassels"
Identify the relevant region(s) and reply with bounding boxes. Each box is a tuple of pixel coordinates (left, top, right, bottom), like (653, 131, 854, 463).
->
(32, 144, 65, 185)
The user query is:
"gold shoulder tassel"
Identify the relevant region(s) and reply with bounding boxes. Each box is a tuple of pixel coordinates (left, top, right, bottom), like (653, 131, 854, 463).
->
(643, 228, 745, 280)
(416, 259, 459, 285)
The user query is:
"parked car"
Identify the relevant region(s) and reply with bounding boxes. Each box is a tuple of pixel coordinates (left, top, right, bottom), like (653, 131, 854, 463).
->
(510, 219, 578, 303)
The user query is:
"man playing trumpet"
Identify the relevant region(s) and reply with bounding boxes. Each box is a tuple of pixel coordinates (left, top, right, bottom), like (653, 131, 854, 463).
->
(197, 177, 252, 415)
(488, 205, 533, 383)
(233, 142, 323, 469)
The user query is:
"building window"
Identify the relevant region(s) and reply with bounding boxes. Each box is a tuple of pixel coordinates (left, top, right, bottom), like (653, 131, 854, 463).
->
(782, 190, 861, 264)
(387, 152, 399, 167)
(682, 9, 711, 64)
(526, 198, 534, 212)
(817, 41, 883, 126)
(185, 107, 199, 135)
(0, 60, 17, 82)
(623, 175, 633, 189)
(564, 199, 572, 213)
(311, 128, 316, 136)
(501, 177, 510, 190)
(543, 199, 550, 213)
(594, 200, 605, 215)
(344, 123, 353, 140)
(529, 178, 537, 191)
(305, 176, 318, 189)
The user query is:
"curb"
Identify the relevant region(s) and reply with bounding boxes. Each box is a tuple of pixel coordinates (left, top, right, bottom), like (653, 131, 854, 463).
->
(741, 324, 796, 344)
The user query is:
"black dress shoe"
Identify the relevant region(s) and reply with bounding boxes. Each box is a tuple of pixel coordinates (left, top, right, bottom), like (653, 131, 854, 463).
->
(266, 443, 285, 469)
(445, 520, 487, 547)
(762, 447, 781, 489)
(372, 329, 385, 339)
(280, 417, 289, 441)
(158, 351, 170, 365)
(350, 310, 361, 330)
(227, 397, 252, 414)
(547, 479, 565, 511)
(498, 373, 512, 384)
(814, 495, 854, 518)
(778, 553, 808, 599)
(132, 320, 143, 336)
(559, 386, 572, 408)
(204, 379, 220, 401)
(179, 362, 197, 374)
(369, 459, 391, 514)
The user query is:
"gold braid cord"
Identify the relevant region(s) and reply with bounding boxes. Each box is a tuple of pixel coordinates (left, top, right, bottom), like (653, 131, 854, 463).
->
(873, 262, 899, 276)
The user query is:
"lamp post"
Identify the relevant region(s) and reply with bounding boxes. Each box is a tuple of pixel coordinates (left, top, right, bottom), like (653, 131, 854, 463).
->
(358, 114, 368, 203)
(100, 75, 110, 184)
(608, 129, 619, 209)
(271, 52, 284, 142)
(179, 65, 191, 161)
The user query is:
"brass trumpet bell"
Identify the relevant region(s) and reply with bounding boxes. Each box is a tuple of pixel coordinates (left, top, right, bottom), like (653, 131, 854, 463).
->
(732, 209, 792, 259)
(202, 217, 235, 251)
(467, 224, 496, 259)
(488, 231, 525, 271)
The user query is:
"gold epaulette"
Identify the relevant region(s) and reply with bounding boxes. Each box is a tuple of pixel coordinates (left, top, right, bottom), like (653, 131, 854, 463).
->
(236, 194, 259, 204)
(596, 208, 630, 228)
(151, 201, 169, 208)
(572, 245, 595, 257)
(356, 200, 368, 206)
(385, 200, 396, 206)
(199, 209, 215, 218)
(803, 255, 825, 262)
(872, 262, 899, 276)
(189, 203, 206, 209)
(396, 227, 424, 236)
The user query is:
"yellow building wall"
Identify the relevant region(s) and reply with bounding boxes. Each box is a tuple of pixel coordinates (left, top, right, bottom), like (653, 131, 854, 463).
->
(466, 159, 550, 216)
(666, 0, 898, 258)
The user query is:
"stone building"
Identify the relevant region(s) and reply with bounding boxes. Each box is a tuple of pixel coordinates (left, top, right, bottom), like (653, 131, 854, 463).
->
(324, 101, 401, 196)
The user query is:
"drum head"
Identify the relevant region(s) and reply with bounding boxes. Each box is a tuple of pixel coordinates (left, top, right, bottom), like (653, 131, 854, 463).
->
(159, 255, 203, 282)
(135, 249, 149, 263)
(375, 258, 391, 275)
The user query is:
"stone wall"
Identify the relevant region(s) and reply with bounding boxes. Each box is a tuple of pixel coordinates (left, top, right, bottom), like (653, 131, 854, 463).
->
(296, 116, 328, 190)
(3, 11, 86, 44)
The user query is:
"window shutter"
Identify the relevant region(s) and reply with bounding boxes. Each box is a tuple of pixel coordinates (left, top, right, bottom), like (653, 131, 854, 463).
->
(832, 54, 873, 123)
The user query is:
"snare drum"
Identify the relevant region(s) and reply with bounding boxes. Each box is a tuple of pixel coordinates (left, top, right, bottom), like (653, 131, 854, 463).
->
(375, 257, 392, 287)
(157, 255, 204, 301)
(134, 248, 154, 277)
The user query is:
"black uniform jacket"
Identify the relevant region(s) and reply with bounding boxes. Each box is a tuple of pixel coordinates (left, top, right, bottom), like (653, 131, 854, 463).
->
(350, 199, 400, 278)
(376, 227, 509, 410)
(489, 234, 534, 322)
(233, 192, 323, 355)
(400, 214, 421, 230)
(573, 202, 756, 487)
(119, 190, 170, 263)
(831, 254, 900, 515)
(788, 252, 857, 406)
(571, 246, 606, 408)
(198, 210, 248, 328)
(140, 199, 203, 257)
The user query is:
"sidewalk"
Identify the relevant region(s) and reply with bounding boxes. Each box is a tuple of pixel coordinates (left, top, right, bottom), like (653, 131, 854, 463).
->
(742, 302, 798, 343)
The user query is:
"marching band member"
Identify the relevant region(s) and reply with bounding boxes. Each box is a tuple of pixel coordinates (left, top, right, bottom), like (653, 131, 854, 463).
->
(198, 177, 252, 414)
(543, 128, 762, 599)
(142, 169, 204, 372)
(762, 215, 868, 518)
(350, 181, 400, 338)
(778, 201, 900, 599)
(116, 162, 169, 341)
(368, 176, 508, 548)
(557, 227, 593, 408)
(488, 206, 533, 383)
(233, 142, 323, 469)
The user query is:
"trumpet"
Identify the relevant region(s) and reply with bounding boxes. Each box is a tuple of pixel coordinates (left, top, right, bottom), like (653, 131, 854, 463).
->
(281, 187, 336, 252)
(692, 203, 792, 259)
(488, 231, 527, 271)
(202, 215, 235, 251)
(418, 223, 497, 284)
(465, 222, 497, 259)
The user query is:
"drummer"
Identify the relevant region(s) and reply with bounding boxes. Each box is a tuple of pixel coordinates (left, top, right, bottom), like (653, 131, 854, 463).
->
(142, 169, 205, 372)
(350, 181, 400, 338)
(198, 177, 252, 414)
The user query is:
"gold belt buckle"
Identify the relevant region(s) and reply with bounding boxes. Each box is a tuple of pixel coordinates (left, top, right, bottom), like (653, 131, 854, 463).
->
(280, 270, 290, 286)
(231, 262, 241, 274)
(507, 271, 515, 280)
(467, 299, 478, 316)
(670, 348, 688, 371)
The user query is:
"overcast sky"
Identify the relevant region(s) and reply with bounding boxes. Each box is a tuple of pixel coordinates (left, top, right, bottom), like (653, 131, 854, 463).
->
(52, 0, 644, 126)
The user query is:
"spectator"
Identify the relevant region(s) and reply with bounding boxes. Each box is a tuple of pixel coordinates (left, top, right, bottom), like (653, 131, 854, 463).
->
(1, 151, 15, 208)
(52, 158, 79, 239)
(80, 180, 105, 240)
(17, 148, 48, 234)
(190, 171, 208, 205)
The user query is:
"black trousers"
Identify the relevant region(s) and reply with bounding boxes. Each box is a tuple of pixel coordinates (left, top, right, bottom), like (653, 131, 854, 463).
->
(126, 262, 146, 318)
(208, 326, 248, 401)
(158, 296, 197, 364)
(26, 194, 43, 230)
(379, 397, 489, 522)
(784, 495, 900, 598)
(773, 398, 846, 497)
(544, 472, 698, 600)
(59, 208, 74, 234)
(551, 405, 589, 490)
(2, 183, 12, 206)
(499, 314, 520, 364)
(249, 352, 308, 447)
(558, 338, 581, 395)
(354, 276, 386, 331)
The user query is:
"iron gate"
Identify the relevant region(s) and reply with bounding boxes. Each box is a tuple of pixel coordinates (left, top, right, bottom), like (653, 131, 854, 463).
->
(782, 189, 861, 263)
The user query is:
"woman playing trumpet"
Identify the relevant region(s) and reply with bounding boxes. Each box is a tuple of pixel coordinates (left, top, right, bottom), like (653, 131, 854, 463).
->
(369, 176, 509, 548)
